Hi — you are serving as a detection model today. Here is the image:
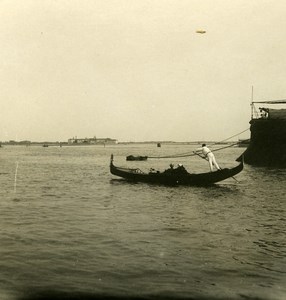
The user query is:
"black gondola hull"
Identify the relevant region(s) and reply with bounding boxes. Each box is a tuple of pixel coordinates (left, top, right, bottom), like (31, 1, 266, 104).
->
(110, 156, 243, 186)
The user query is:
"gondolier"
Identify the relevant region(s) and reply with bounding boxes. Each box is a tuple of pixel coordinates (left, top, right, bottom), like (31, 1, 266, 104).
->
(195, 144, 221, 172)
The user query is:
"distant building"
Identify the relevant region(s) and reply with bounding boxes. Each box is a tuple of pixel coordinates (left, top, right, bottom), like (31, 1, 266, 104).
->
(68, 136, 117, 145)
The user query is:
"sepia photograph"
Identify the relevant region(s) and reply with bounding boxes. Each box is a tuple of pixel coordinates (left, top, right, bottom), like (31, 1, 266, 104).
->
(0, 1, 285, 299)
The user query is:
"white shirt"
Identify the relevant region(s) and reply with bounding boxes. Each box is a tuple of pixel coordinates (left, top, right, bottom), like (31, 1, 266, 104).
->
(196, 146, 211, 156)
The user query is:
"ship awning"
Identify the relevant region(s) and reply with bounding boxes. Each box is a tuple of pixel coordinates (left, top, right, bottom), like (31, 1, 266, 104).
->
(253, 99, 286, 104)
(268, 108, 286, 119)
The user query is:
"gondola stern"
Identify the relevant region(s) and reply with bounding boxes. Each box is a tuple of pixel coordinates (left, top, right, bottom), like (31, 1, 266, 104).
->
(237, 159, 244, 172)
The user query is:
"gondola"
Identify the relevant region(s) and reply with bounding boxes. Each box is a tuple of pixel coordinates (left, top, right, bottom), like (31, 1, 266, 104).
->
(110, 155, 243, 186)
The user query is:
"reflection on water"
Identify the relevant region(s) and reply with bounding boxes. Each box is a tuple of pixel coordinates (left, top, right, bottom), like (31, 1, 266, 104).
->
(0, 145, 285, 300)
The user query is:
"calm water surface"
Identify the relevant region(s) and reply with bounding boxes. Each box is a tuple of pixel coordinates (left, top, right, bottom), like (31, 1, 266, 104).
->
(0, 145, 285, 300)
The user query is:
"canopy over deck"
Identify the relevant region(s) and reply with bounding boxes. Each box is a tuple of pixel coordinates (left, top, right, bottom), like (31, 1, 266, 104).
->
(251, 99, 286, 119)
(267, 108, 286, 119)
(253, 99, 286, 104)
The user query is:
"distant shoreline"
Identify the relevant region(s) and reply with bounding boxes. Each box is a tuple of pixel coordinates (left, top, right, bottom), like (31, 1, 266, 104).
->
(0, 141, 237, 146)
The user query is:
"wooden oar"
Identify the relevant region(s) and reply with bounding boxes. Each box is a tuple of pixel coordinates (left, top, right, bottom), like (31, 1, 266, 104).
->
(193, 152, 239, 183)
(193, 152, 207, 160)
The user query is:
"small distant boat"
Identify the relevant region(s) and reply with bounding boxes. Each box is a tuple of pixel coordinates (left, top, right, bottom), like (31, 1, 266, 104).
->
(126, 155, 148, 161)
(110, 155, 243, 186)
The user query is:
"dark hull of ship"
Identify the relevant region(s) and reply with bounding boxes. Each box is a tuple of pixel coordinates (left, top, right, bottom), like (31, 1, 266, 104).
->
(237, 118, 286, 167)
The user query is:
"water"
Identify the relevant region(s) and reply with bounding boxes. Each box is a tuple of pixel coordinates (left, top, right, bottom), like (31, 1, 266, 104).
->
(0, 145, 285, 300)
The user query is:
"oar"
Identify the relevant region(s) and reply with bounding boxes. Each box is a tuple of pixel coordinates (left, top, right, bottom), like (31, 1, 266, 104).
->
(193, 152, 206, 160)
(193, 152, 239, 183)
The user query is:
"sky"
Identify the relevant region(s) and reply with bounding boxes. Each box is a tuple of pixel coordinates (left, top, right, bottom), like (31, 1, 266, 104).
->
(1, 0, 286, 142)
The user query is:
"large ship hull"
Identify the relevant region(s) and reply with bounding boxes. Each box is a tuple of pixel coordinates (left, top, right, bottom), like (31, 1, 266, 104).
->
(237, 118, 286, 167)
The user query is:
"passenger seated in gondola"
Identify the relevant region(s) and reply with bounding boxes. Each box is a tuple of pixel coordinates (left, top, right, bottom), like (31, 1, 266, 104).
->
(176, 164, 188, 174)
(149, 168, 160, 174)
(163, 164, 174, 174)
(164, 163, 188, 174)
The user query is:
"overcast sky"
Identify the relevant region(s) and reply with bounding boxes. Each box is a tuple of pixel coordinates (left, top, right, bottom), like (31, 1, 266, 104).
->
(1, 0, 286, 142)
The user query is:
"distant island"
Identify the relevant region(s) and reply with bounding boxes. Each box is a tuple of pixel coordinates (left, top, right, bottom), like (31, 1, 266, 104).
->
(0, 136, 117, 146)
